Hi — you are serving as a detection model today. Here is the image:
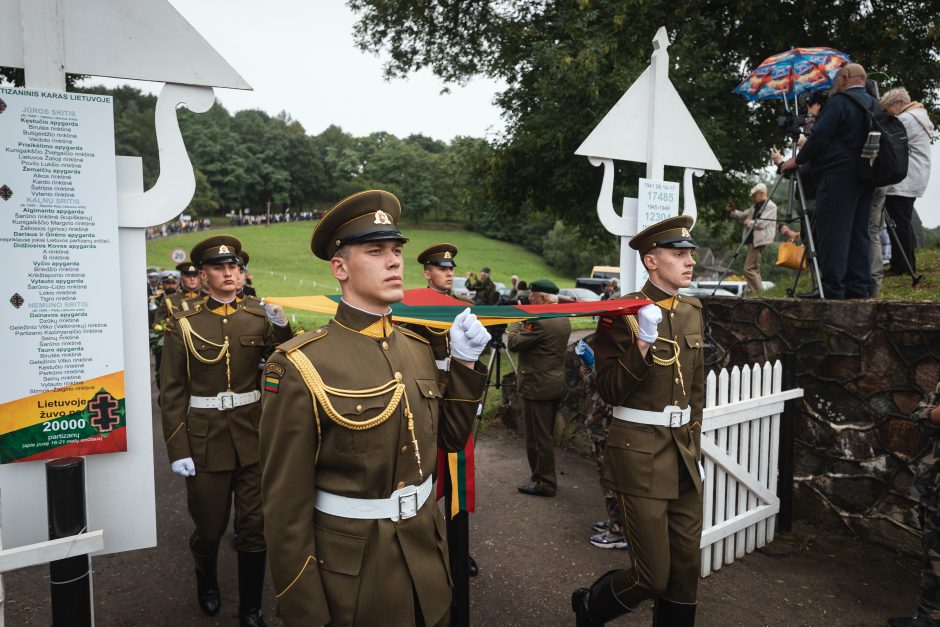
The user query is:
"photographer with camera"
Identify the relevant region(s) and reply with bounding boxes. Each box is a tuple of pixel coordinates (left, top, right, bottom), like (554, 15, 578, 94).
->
(467, 267, 500, 305)
(725, 183, 778, 295)
(507, 280, 571, 498)
(780, 63, 876, 300)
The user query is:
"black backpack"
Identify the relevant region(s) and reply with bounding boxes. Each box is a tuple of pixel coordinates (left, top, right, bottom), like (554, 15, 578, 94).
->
(840, 91, 909, 187)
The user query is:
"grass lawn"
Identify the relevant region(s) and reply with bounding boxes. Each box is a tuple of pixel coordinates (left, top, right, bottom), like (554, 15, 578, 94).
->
(146, 221, 577, 330)
(761, 245, 940, 300)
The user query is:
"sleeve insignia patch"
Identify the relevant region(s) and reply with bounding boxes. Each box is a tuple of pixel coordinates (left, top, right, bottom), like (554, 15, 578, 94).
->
(264, 362, 285, 394)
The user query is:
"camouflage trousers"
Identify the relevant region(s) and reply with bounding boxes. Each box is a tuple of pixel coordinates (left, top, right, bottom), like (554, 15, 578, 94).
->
(919, 493, 940, 619)
(585, 396, 624, 534)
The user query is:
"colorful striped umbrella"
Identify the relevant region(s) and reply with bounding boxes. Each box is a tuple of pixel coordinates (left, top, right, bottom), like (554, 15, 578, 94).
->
(265, 288, 651, 328)
(733, 47, 851, 102)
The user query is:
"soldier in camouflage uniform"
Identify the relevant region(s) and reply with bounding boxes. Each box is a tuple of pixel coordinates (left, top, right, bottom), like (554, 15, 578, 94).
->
(584, 388, 628, 549)
(890, 380, 940, 627)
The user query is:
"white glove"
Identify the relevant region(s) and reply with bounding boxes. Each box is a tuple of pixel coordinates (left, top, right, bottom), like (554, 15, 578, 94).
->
(263, 302, 288, 327)
(449, 308, 491, 362)
(171, 457, 196, 477)
(636, 304, 662, 343)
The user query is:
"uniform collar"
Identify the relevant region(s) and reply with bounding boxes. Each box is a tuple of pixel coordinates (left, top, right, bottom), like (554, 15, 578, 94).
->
(334, 299, 394, 339)
(204, 295, 242, 316)
(182, 290, 200, 299)
(641, 280, 680, 311)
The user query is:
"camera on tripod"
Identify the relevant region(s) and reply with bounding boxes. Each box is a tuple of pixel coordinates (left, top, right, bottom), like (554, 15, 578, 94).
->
(487, 324, 508, 349)
(777, 112, 811, 138)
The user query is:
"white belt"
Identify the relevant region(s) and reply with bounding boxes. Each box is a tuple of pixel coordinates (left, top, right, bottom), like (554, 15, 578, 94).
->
(612, 405, 691, 428)
(189, 390, 261, 411)
(434, 358, 450, 372)
(315, 476, 434, 522)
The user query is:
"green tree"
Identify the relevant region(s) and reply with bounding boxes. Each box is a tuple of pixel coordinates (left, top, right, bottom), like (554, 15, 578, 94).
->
(349, 0, 940, 234)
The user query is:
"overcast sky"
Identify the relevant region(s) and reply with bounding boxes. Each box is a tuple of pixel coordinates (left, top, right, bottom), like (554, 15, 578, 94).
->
(82, 0, 506, 142)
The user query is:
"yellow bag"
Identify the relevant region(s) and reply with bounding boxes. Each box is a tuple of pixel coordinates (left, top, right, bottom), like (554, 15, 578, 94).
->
(775, 241, 807, 270)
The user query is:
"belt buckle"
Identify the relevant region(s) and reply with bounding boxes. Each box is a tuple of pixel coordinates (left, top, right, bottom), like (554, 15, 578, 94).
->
(398, 488, 419, 520)
(669, 411, 683, 428)
(217, 391, 235, 411)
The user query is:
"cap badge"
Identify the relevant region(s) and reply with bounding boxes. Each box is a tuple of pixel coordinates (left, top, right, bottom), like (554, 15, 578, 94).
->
(218, 244, 230, 254)
(443, 251, 452, 259)
(681, 228, 690, 237)
(373, 210, 392, 225)
(188, 265, 195, 272)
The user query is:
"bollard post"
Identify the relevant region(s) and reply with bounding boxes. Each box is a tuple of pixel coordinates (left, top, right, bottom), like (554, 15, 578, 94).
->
(777, 353, 796, 533)
(46, 457, 93, 627)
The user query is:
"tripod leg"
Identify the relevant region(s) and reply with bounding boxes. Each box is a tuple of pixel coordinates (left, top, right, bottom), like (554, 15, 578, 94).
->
(882, 205, 921, 285)
(794, 171, 825, 300)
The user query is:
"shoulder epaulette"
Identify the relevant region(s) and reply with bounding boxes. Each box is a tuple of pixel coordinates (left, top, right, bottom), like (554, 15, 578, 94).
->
(395, 325, 431, 345)
(681, 295, 703, 309)
(241, 299, 267, 317)
(172, 306, 202, 320)
(277, 327, 329, 353)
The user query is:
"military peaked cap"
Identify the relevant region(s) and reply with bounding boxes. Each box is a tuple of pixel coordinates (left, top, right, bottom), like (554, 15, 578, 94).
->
(176, 261, 199, 275)
(191, 235, 242, 266)
(238, 250, 250, 268)
(311, 190, 408, 260)
(418, 243, 459, 268)
(629, 215, 697, 256)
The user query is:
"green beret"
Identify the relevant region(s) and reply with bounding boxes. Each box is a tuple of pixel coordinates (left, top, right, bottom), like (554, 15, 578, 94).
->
(191, 235, 242, 266)
(418, 243, 458, 268)
(629, 215, 696, 256)
(529, 279, 559, 295)
(311, 190, 408, 260)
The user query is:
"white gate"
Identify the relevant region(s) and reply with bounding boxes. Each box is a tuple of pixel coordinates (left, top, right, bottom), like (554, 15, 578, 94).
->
(699, 360, 803, 577)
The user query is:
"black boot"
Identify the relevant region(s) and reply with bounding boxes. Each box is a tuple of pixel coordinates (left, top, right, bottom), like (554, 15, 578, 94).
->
(653, 597, 696, 627)
(238, 550, 268, 627)
(192, 550, 221, 617)
(887, 615, 940, 627)
(571, 570, 634, 627)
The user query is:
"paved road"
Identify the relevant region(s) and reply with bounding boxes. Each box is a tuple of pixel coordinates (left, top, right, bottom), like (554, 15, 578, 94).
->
(3, 377, 918, 626)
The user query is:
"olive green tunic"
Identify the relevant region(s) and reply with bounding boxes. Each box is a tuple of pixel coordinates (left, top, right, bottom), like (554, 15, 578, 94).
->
(594, 280, 705, 604)
(259, 301, 487, 627)
(160, 296, 291, 553)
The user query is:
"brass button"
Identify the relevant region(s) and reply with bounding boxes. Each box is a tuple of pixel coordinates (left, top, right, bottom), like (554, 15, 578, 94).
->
(674, 399, 679, 404)
(382, 341, 389, 350)
(677, 295, 682, 300)
(695, 342, 700, 347)
(394, 372, 402, 381)
(316, 328, 323, 334)
(400, 445, 409, 455)
(319, 559, 325, 565)
(356, 404, 363, 412)
(670, 312, 675, 318)
(223, 318, 228, 324)
(397, 481, 406, 489)
(675, 377, 680, 384)
(428, 389, 435, 396)
(652, 345, 657, 350)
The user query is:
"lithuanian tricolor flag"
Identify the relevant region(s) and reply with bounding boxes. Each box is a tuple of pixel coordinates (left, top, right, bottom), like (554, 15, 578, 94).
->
(265, 288, 650, 328)
(437, 436, 476, 517)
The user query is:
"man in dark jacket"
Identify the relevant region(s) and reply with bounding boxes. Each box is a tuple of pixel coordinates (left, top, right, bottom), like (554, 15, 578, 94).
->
(781, 63, 875, 299)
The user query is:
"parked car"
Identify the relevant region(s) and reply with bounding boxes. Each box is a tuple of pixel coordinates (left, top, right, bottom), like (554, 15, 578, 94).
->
(574, 265, 620, 295)
(452, 276, 473, 299)
(559, 287, 602, 302)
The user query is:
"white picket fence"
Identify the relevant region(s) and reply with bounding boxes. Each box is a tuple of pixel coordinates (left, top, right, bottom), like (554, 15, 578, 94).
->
(699, 360, 803, 578)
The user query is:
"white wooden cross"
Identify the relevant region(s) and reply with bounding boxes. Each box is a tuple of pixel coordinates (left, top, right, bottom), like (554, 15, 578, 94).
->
(574, 27, 722, 292)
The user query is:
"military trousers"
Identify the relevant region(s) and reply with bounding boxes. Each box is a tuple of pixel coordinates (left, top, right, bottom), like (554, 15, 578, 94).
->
(609, 468, 703, 606)
(187, 463, 264, 555)
(522, 397, 560, 494)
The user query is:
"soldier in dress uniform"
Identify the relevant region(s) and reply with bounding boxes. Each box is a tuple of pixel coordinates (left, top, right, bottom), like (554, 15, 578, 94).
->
(237, 250, 258, 297)
(506, 280, 571, 497)
(258, 190, 491, 627)
(160, 234, 293, 627)
(402, 243, 479, 624)
(572, 215, 704, 627)
(154, 261, 203, 323)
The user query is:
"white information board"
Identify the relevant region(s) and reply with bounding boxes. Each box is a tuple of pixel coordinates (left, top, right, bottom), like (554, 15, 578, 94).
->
(634, 178, 680, 288)
(0, 87, 127, 463)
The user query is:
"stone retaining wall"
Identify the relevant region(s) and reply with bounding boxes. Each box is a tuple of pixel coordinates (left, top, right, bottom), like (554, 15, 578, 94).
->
(496, 299, 940, 554)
